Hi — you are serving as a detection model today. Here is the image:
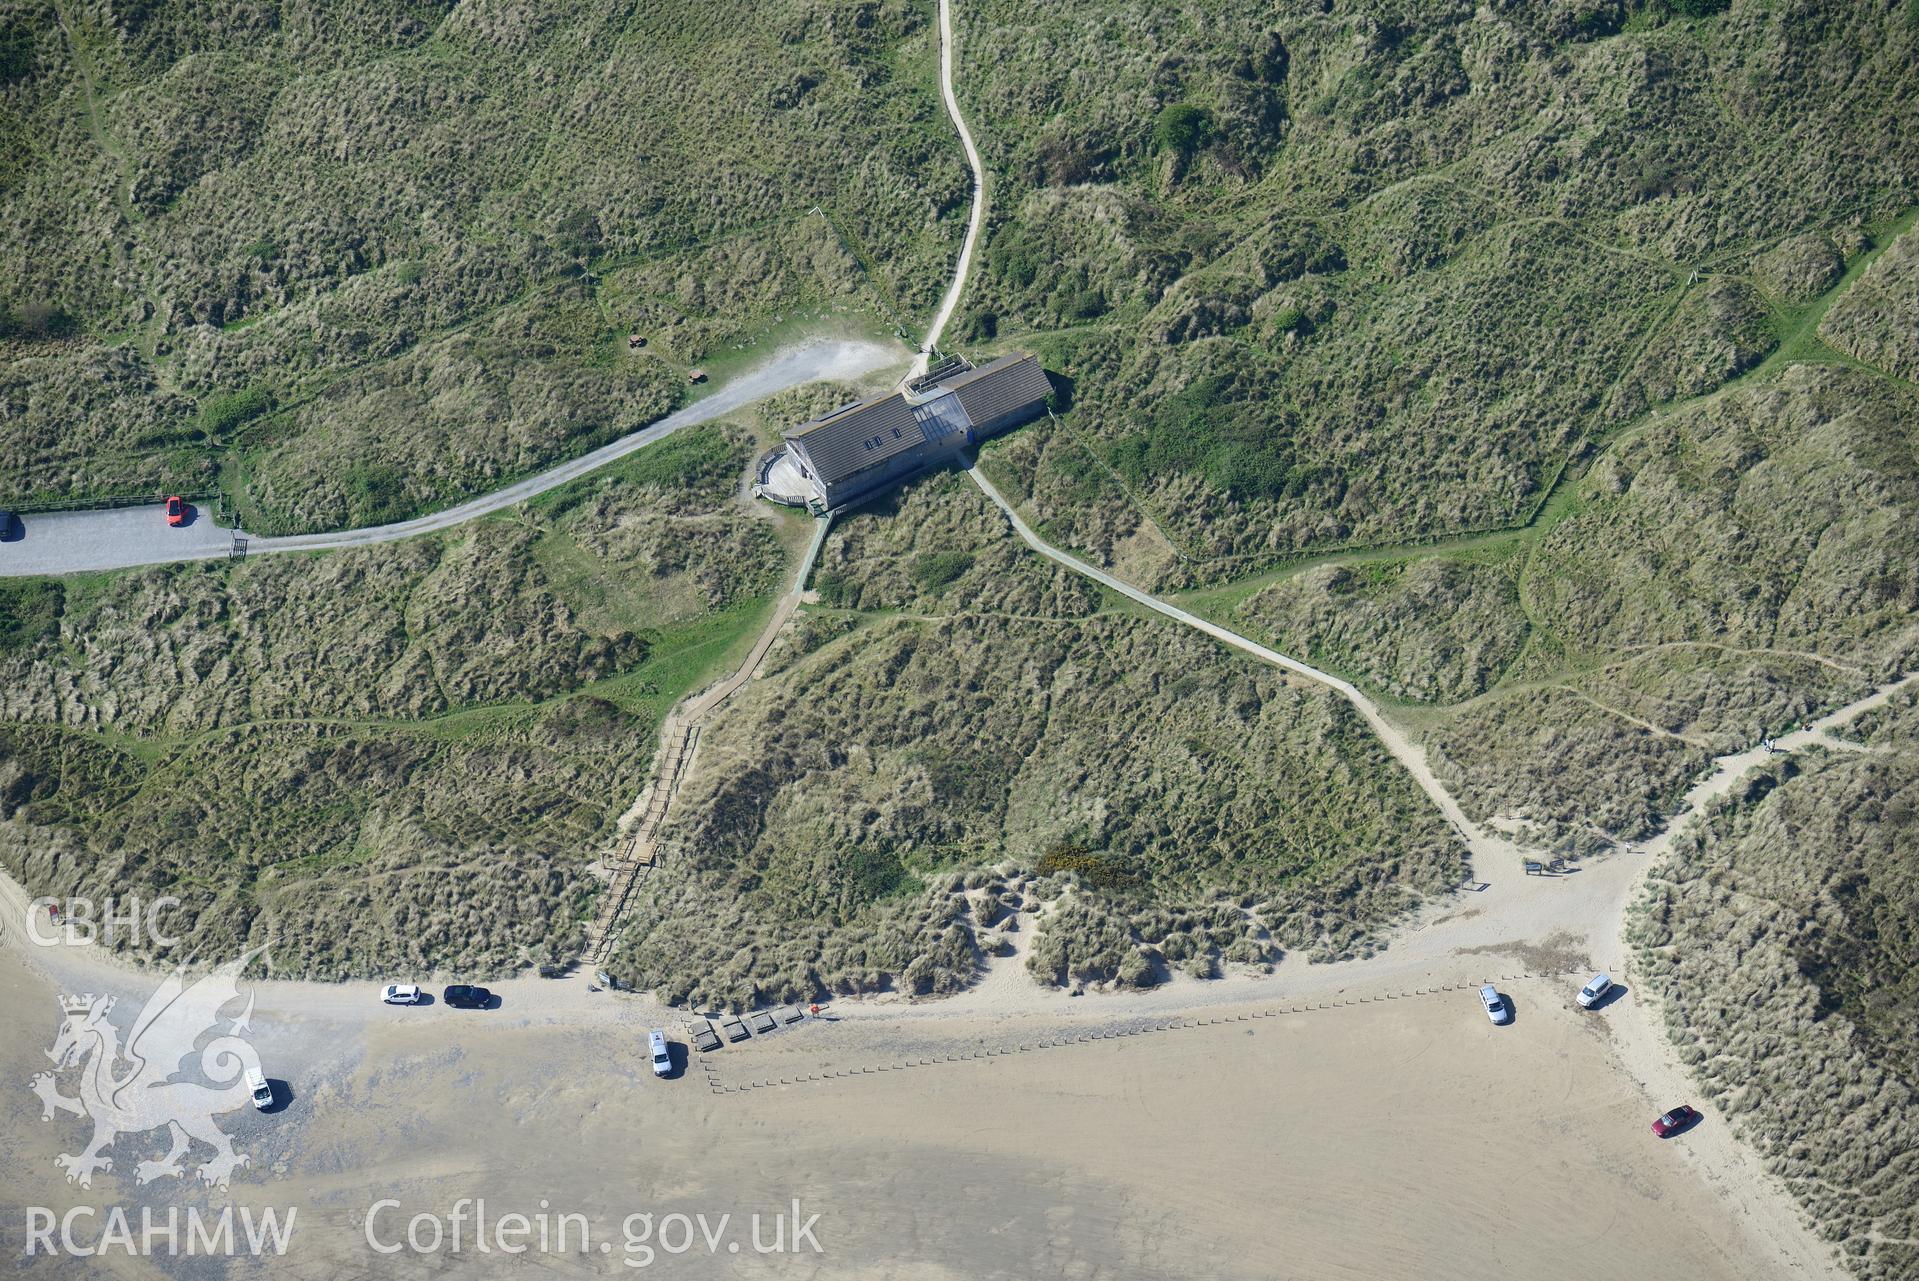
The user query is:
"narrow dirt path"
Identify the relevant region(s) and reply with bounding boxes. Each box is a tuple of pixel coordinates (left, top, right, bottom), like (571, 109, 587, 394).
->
(1557, 686, 1715, 748)
(906, 0, 987, 381)
(1615, 640, 1870, 677)
(966, 464, 1506, 881)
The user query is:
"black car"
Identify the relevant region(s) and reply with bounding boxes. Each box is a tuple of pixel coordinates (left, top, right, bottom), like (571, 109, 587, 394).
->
(443, 985, 493, 1010)
(0, 510, 14, 541)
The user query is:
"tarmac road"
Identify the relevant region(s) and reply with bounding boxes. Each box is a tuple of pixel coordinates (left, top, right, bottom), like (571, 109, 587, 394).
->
(0, 337, 899, 578)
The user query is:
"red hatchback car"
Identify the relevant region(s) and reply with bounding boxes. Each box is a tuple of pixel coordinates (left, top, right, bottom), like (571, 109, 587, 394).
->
(1652, 1105, 1700, 1137)
(165, 495, 187, 527)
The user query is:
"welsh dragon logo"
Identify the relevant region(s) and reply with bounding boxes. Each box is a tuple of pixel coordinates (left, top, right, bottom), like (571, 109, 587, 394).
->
(30, 946, 270, 1189)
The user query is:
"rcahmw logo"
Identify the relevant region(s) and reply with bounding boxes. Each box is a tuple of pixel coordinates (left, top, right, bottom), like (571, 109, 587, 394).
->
(26, 1205, 295, 1259)
(30, 945, 273, 1189)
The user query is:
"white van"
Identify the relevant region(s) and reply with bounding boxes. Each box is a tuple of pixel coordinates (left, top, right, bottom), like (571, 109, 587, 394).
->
(1577, 973, 1613, 1009)
(245, 1066, 273, 1111)
(648, 1030, 672, 1078)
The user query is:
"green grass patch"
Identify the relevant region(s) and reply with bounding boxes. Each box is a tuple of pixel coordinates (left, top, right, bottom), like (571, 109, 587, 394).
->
(197, 386, 274, 439)
(908, 550, 973, 593)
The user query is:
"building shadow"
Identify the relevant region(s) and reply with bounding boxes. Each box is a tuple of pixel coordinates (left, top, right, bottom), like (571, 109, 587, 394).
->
(1046, 370, 1075, 413)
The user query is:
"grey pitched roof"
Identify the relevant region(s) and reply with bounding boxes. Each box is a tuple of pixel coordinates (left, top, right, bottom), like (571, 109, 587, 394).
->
(782, 352, 1049, 487)
(941, 353, 1052, 426)
(788, 394, 926, 485)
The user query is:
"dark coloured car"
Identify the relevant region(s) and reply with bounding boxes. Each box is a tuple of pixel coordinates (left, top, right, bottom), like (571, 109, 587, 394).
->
(1652, 1105, 1700, 1138)
(443, 985, 493, 1010)
(165, 496, 187, 527)
(0, 509, 14, 541)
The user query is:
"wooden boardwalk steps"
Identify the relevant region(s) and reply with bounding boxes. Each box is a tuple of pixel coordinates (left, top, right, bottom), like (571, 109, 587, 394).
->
(579, 514, 835, 967)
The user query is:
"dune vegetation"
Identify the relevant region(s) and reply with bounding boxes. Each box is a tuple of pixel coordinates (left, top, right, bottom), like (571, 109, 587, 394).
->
(1631, 690, 1919, 1281)
(0, 0, 950, 528)
(952, 0, 1918, 577)
(3, 5, 1916, 1267)
(613, 471, 1461, 1009)
(1414, 360, 1916, 853)
(0, 423, 799, 977)
(942, 0, 1919, 877)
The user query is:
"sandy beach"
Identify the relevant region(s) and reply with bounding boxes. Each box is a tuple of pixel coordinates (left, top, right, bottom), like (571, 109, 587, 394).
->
(0, 855, 1831, 1281)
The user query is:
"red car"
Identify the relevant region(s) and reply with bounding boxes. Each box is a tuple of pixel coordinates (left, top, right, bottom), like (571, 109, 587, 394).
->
(1652, 1105, 1700, 1137)
(165, 496, 187, 527)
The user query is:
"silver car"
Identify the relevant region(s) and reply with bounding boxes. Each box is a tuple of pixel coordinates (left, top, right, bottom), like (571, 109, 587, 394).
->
(245, 1066, 273, 1111)
(1577, 973, 1613, 1009)
(1480, 985, 1511, 1025)
(648, 1030, 673, 1078)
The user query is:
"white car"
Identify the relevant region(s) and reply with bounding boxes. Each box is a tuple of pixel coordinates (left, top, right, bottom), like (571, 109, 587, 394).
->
(381, 983, 424, 1006)
(648, 1030, 672, 1078)
(1480, 985, 1511, 1025)
(1577, 973, 1614, 1009)
(245, 1066, 273, 1111)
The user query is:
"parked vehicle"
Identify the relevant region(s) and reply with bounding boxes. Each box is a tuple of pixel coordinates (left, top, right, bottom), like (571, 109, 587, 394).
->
(443, 985, 492, 1010)
(1479, 985, 1511, 1025)
(0, 509, 15, 541)
(245, 1066, 273, 1111)
(381, 983, 423, 1005)
(1652, 1105, 1700, 1137)
(165, 496, 187, 527)
(648, 1030, 672, 1078)
(1577, 973, 1614, 1009)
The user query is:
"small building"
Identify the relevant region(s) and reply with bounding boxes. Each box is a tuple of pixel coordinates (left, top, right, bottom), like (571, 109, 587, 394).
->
(688, 367, 707, 384)
(757, 352, 1051, 513)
